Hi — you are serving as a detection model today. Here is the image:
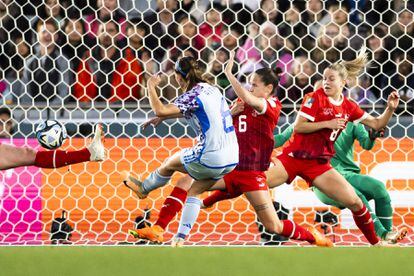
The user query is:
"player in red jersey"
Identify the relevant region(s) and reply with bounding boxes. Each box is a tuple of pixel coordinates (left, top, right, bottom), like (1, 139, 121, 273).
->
(0, 118, 105, 171)
(171, 51, 332, 247)
(261, 47, 400, 246)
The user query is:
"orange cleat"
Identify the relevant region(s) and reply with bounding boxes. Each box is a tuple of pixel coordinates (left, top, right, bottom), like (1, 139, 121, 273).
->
(309, 228, 334, 247)
(396, 227, 408, 243)
(122, 171, 148, 199)
(128, 224, 164, 243)
(384, 227, 408, 244)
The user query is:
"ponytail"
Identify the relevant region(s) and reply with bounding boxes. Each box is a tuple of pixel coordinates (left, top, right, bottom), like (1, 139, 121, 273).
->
(329, 47, 369, 83)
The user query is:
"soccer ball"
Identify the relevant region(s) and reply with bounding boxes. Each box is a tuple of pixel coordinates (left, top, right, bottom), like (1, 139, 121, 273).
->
(36, 120, 67, 149)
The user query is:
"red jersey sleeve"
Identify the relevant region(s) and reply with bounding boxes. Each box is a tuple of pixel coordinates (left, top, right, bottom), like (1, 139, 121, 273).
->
(256, 97, 281, 121)
(298, 92, 319, 122)
(348, 100, 368, 123)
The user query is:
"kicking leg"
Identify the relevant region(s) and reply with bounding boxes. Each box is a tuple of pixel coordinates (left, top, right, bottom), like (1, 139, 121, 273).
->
(123, 151, 187, 199)
(265, 158, 290, 188)
(130, 178, 216, 243)
(245, 190, 332, 247)
(0, 144, 37, 170)
(34, 124, 105, 168)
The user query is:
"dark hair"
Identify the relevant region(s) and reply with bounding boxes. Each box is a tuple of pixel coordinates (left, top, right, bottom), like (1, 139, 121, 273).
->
(127, 17, 149, 34)
(175, 56, 210, 91)
(36, 18, 59, 32)
(254, 67, 282, 94)
(0, 107, 11, 117)
(100, 16, 120, 32)
(176, 14, 198, 25)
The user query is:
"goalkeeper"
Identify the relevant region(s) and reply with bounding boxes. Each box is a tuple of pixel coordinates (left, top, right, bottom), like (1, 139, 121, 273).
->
(274, 122, 407, 242)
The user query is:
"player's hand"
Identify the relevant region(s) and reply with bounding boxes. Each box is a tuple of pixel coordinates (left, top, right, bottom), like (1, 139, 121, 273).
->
(147, 74, 161, 89)
(224, 50, 235, 75)
(369, 128, 385, 140)
(230, 100, 244, 116)
(141, 117, 164, 130)
(387, 91, 400, 111)
(325, 118, 346, 130)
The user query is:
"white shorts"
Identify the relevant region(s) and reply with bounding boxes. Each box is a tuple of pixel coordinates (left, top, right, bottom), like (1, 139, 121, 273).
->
(180, 148, 237, 180)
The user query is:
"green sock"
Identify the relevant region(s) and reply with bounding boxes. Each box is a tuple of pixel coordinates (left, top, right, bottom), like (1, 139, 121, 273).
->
(375, 197, 393, 232)
(371, 211, 388, 239)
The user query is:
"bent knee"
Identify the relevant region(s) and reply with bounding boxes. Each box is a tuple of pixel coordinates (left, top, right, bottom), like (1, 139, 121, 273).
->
(175, 175, 193, 191)
(346, 196, 363, 211)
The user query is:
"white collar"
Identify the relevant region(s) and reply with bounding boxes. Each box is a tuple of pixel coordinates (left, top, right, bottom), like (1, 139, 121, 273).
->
(328, 94, 344, 106)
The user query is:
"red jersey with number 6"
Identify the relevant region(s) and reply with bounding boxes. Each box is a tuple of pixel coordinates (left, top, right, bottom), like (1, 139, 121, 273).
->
(283, 88, 367, 160)
(233, 97, 281, 171)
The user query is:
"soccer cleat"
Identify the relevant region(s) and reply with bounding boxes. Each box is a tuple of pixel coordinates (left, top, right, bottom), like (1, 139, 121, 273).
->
(309, 228, 334, 247)
(384, 227, 408, 244)
(87, 124, 106, 161)
(121, 171, 148, 199)
(129, 224, 164, 243)
(373, 240, 399, 247)
(171, 236, 185, 247)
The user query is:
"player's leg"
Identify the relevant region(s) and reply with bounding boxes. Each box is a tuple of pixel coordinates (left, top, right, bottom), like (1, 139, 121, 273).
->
(346, 174, 407, 242)
(313, 186, 389, 240)
(265, 157, 290, 188)
(347, 174, 392, 231)
(173, 176, 243, 246)
(244, 190, 332, 247)
(129, 177, 217, 243)
(123, 150, 186, 199)
(33, 124, 105, 168)
(0, 125, 104, 170)
(312, 169, 380, 245)
(0, 143, 37, 170)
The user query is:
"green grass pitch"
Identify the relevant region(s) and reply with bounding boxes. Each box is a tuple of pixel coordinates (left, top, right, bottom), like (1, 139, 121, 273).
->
(1, 246, 413, 276)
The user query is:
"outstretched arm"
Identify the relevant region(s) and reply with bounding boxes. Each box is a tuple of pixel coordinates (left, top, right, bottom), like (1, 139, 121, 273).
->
(361, 91, 399, 130)
(224, 51, 266, 113)
(141, 113, 183, 130)
(147, 75, 181, 117)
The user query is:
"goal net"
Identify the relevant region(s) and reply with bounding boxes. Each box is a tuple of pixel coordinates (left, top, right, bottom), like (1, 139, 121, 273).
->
(0, 0, 413, 245)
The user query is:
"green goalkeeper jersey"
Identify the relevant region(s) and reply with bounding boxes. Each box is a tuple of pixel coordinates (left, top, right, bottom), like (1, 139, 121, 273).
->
(274, 123, 375, 175)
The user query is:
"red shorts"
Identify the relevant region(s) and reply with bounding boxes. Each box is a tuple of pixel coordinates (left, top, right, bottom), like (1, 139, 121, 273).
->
(277, 153, 333, 187)
(223, 170, 268, 195)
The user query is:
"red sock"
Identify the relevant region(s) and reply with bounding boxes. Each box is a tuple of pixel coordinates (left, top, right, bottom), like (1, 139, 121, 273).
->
(352, 205, 380, 245)
(281, 220, 316, 244)
(155, 187, 187, 230)
(34, 148, 91, 168)
(203, 190, 242, 207)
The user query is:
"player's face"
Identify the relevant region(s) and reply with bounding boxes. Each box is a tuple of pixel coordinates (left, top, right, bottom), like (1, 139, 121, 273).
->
(174, 72, 186, 90)
(250, 74, 271, 98)
(322, 68, 345, 98)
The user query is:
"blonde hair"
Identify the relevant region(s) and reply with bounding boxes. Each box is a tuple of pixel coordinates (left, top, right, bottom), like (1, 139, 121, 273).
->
(329, 46, 369, 82)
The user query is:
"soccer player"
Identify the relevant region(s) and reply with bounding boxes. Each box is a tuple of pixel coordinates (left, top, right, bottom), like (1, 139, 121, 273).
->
(172, 51, 332, 247)
(123, 56, 239, 243)
(0, 120, 105, 171)
(261, 47, 400, 246)
(273, 123, 407, 243)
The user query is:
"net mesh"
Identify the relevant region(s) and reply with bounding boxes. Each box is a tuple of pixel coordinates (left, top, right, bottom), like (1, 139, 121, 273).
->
(0, 0, 413, 245)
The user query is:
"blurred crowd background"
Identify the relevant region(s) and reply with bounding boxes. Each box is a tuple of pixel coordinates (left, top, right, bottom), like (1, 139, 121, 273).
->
(0, 0, 412, 138)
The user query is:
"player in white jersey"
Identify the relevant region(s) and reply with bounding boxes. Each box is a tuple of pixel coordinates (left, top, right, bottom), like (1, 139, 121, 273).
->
(123, 56, 238, 243)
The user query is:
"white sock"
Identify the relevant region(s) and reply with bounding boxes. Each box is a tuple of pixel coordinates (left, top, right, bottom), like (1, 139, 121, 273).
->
(142, 169, 171, 193)
(176, 197, 202, 239)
